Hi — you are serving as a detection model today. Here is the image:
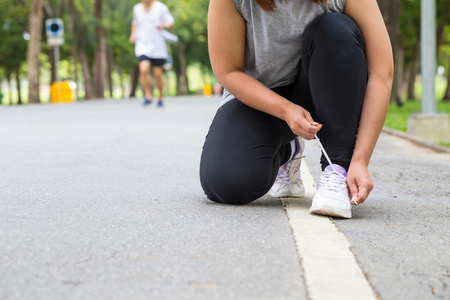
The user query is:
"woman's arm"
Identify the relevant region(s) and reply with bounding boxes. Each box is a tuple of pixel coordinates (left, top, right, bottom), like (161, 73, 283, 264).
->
(344, 0, 394, 204)
(208, 0, 322, 140)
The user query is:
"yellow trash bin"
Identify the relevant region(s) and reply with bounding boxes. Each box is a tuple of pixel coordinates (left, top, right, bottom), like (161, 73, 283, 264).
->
(203, 84, 212, 97)
(50, 81, 73, 103)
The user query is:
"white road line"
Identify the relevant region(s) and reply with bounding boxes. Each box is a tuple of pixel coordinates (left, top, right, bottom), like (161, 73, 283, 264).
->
(283, 162, 377, 300)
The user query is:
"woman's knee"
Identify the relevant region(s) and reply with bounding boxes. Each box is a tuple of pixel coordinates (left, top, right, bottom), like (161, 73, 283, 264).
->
(200, 160, 272, 205)
(304, 13, 365, 53)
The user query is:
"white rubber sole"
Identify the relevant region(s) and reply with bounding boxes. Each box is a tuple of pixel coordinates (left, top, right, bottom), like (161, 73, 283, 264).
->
(309, 199, 352, 219)
(309, 206, 351, 219)
(269, 184, 306, 198)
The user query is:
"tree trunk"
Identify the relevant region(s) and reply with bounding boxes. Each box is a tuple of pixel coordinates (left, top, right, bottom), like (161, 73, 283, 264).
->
(93, 0, 106, 99)
(107, 45, 114, 98)
(393, 42, 404, 106)
(378, 0, 402, 104)
(6, 72, 12, 104)
(27, 0, 43, 104)
(15, 70, 22, 105)
(176, 45, 189, 95)
(129, 64, 139, 98)
(443, 56, 450, 101)
(407, 39, 420, 101)
(118, 67, 125, 98)
(69, 0, 79, 101)
(72, 48, 79, 101)
(78, 39, 95, 100)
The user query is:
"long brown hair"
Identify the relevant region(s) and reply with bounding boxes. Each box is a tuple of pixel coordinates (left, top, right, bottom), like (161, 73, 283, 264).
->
(255, 0, 328, 12)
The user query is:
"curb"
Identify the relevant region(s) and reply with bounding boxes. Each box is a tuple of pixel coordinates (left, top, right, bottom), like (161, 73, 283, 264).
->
(382, 127, 450, 153)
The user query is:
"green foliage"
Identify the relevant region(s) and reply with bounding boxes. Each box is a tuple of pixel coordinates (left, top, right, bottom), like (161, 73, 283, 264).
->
(397, 0, 450, 74)
(165, 0, 210, 70)
(437, 0, 450, 69)
(9, 0, 448, 99)
(103, 0, 136, 71)
(0, 0, 29, 73)
(400, 0, 420, 68)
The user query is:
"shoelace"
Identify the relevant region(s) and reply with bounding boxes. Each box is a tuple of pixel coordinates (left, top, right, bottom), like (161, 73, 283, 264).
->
(275, 157, 303, 186)
(318, 170, 347, 193)
(314, 134, 347, 193)
(275, 164, 290, 185)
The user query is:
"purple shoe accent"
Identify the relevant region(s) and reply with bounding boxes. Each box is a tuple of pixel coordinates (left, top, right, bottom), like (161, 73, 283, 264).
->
(269, 137, 305, 198)
(310, 163, 351, 218)
(293, 137, 301, 157)
(324, 164, 347, 177)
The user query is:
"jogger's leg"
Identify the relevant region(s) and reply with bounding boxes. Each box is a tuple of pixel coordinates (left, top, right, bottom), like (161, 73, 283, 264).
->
(139, 60, 153, 100)
(153, 66, 164, 101)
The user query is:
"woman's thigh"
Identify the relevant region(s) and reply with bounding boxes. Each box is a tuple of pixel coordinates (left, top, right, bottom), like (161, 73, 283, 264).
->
(292, 13, 368, 170)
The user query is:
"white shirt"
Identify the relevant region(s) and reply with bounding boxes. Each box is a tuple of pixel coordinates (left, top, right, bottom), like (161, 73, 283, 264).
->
(132, 1, 174, 58)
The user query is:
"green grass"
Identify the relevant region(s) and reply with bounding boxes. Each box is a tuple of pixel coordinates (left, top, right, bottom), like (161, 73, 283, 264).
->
(385, 100, 450, 132)
(385, 78, 449, 133)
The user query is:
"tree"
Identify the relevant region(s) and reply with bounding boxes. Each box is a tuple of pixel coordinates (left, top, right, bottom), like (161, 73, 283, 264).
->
(93, 0, 106, 98)
(0, 0, 29, 104)
(2, 0, 215, 101)
(400, 0, 420, 101)
(166, 0, 209, 95)
(442, 26, 450, 101)
(437, 0, 450, 101)
(70, 0, 99, 100)
(378, 0, 403, 105)
(103, 0, 135, 98)
(27, 0, 43, 104)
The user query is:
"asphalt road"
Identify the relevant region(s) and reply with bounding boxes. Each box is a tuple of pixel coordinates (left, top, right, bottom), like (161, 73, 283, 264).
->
(1, 96, 449, 300)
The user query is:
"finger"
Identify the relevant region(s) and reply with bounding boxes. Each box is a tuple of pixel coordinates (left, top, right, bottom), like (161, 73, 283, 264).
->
(303, 111, 315, 124)
(294, 128, 315, 140)
(302, 110, 322, 129)
(355, 185, 369, 204)
(299, 119, 322, 134)
(348, 181, 359, 206)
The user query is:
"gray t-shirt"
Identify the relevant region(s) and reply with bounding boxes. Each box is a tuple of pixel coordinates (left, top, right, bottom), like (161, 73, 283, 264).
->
(222, 0, 346, 105)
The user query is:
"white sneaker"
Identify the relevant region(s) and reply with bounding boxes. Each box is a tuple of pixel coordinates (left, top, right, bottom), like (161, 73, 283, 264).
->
(269, 137, 305, 198)
(309, 164, 352, 218)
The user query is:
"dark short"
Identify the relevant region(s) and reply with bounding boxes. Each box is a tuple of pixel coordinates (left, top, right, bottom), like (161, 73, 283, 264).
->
(138, 55, 166, 67)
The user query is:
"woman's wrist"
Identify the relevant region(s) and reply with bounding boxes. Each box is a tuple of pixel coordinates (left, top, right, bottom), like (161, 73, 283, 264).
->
(279, 100, 296, 122)
(350, 152, 370, 166)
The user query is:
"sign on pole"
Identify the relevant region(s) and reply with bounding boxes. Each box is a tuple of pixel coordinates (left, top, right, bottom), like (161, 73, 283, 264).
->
(46, 19, 64, 102)
(45, 18, 64, 46)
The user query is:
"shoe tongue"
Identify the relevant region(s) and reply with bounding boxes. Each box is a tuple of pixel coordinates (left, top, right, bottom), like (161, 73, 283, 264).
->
(325, 164, 347, 177)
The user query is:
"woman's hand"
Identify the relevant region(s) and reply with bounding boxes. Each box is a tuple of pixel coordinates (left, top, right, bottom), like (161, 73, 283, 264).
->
(347, 161, 374, 205)
(282, 103, 322, 140)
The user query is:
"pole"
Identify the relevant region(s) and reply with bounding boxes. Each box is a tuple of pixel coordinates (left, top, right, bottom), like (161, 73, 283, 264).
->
(421, 0, 436, 115)
(54, 45, 60, 102)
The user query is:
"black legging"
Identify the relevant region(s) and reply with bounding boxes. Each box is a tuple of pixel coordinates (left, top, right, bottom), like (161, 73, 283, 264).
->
(200, 13, 367, 205)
